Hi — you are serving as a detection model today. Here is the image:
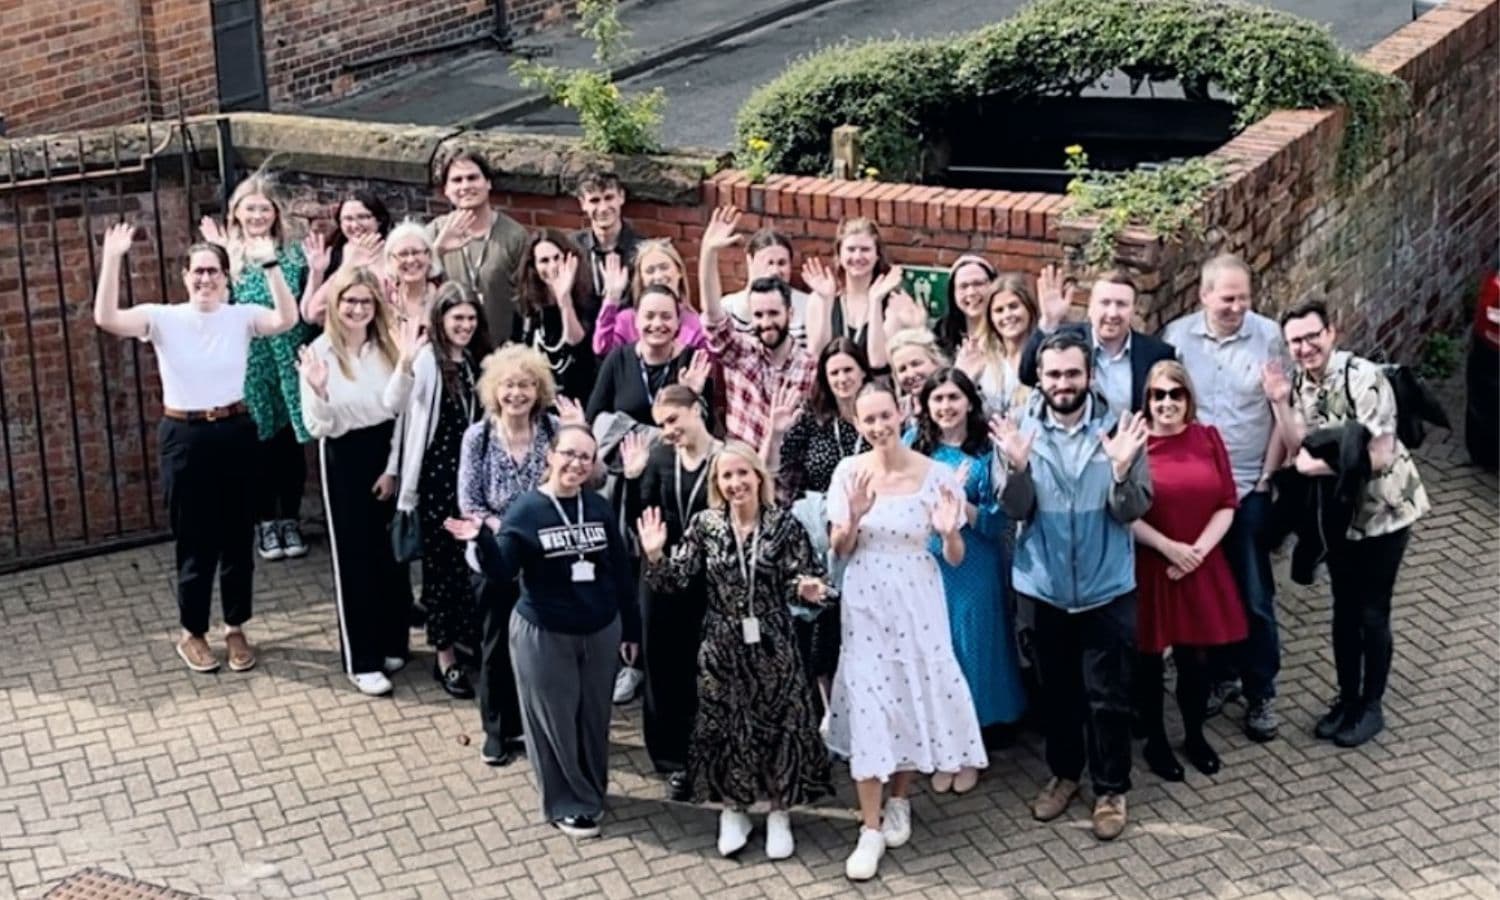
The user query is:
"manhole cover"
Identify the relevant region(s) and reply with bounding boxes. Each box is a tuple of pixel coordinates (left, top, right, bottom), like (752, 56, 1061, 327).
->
(44, 867, 204, 900)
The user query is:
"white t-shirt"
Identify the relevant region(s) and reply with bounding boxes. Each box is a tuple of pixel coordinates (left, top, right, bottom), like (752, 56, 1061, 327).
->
(142, 303, 259, 410)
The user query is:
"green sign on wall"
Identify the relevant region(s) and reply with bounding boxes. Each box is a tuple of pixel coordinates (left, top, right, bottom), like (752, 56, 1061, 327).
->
(900, 265, 951, 322)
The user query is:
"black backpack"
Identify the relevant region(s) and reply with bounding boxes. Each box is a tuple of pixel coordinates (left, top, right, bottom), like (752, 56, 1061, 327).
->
(1343, 357, 1451, 449)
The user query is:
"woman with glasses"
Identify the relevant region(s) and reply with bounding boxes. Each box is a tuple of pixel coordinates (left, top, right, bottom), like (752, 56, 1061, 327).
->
(92, 223, 299, 674)
(300, 191, 396, 324)
(384, 221, 445, 329)
(446, 425, 640, 839)
(1131, 361, 1247, 781)
(395, 283, 494, 698)
(295, 267, 425, 696)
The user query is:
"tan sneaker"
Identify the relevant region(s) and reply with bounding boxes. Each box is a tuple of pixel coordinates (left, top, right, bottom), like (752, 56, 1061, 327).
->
(176, 635, 220, 673)
(224, 631, 256, 672)
(1031, 777, 1079, 822)
(1092, 793, 1127, 841)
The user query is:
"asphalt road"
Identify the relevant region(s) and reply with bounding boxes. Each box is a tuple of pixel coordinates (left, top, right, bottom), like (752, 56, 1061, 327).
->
(504, 0, 1416, 149)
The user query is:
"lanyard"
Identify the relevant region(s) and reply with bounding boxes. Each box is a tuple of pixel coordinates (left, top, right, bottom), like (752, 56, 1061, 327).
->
(673, 445, 717, 526)
(543, 490, 588, 559)
(832, 418, 865, 456)
(638, 355, 669, 405)
(459, 226, 491, 301)
(456, 360, 477, 422)
(731, 517, 762, 615)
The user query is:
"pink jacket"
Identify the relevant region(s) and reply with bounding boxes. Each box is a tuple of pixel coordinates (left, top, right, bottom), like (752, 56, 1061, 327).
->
(591, 299, 708, 356)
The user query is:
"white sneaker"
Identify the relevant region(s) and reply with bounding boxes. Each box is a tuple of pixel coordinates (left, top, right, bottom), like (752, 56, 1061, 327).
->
(349, 672, 393, 696)
(717, 808, 753, 857)
(613, 665, 643, 704)
(881, 796, 912, 848)
(382, 656, 407, 674)
(765, 810, 794, 860)
(844, 827, 886, 881)
(255, 522, 284, 561)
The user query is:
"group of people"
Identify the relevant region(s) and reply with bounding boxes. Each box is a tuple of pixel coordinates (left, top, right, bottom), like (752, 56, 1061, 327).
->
(89, 151, 1430, 882)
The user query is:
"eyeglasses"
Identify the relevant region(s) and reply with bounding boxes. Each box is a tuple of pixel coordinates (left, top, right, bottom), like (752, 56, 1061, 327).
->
(393, 248, 431, 260)
(1148, 387, 1188, 402)
(1286, 327, 1327, 348)
(554, 449, 594, 463)
(189, 267, 223, 278)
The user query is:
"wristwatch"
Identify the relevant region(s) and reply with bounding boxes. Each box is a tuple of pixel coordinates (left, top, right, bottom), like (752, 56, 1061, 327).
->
(260, 258, 281, 270)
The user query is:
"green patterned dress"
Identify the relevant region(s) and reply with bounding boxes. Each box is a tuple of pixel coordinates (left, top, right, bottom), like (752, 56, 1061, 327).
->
(237, 243, 315, 442)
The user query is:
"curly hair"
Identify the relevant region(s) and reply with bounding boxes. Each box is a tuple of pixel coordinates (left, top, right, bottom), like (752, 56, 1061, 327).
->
(476, 344, 557, 423)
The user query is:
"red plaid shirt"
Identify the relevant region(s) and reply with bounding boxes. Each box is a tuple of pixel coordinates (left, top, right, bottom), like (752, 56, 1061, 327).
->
(704, 313, 818, 452)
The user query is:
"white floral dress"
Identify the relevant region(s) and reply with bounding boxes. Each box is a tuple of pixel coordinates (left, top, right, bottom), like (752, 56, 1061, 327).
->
(824, 458, 989, 781)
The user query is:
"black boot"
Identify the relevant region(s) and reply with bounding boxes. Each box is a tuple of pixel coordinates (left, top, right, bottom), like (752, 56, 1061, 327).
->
(1137, 653, 1184, 781)
(1177, 651, 1220, 775)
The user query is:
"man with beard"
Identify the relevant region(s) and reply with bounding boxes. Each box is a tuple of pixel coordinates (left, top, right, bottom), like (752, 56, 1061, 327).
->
(1020, 268, 1175, 414)
(992, 330, 1152, 841)
(571, 169, 641, 309)
(698, 206, 818, 451)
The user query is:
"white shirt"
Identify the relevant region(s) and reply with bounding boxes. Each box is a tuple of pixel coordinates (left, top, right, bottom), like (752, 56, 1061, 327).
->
(142, 303, 259, 410)
(299, 334, 414, 440)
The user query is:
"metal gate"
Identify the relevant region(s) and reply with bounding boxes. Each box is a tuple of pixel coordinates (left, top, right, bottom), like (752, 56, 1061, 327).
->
(211, 0, 271, 111)
(0, 117, 220, 572)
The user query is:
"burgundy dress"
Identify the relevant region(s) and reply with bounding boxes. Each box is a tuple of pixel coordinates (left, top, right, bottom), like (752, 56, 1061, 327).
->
(1136, 423, 1248, 654)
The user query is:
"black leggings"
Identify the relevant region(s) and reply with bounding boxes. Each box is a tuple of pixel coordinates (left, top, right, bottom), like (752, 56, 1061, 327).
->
(1137, 649, 1212, 745)
(256, 425, 306, 522)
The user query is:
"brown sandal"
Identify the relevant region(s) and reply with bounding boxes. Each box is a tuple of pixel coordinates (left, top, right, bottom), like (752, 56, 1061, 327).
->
(224, 631, 256, 672)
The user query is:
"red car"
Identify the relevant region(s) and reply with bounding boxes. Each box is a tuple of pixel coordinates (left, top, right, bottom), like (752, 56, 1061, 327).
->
(1466, 270, 1499, 470)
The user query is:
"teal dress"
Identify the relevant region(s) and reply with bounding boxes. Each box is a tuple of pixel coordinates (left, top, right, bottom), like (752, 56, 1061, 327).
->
(238, 243, 314, 442)
(908, 435, 1027, 726)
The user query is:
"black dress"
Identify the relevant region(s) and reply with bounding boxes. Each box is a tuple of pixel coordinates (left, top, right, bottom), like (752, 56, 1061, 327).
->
(644, 508, 834, 809)
(626, 442, 716, 773)
(515, 304, 597, 404)
(418, 360, 482, 655)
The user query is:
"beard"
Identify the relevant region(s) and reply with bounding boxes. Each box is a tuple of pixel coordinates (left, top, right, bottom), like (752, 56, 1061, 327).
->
(757, 325, 788, 350)
(1044, 386, 1088, 415)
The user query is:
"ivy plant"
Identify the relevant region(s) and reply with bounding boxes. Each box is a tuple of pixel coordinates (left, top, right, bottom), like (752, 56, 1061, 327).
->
(1062, 145, 1224, 268)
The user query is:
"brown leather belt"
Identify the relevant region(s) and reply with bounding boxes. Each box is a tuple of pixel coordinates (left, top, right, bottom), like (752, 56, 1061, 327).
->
(162, 401, 248, 423)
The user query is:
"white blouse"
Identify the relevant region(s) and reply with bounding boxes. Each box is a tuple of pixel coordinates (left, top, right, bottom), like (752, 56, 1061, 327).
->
(299, 334, 413, 440)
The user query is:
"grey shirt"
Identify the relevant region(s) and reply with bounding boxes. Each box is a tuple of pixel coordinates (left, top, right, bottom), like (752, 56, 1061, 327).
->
(1092, 335, 1133, 416)
(1162, 310, 1290, 498)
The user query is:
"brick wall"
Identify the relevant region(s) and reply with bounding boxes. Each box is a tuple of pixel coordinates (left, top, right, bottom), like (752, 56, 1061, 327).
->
(0, 1, 150, 135)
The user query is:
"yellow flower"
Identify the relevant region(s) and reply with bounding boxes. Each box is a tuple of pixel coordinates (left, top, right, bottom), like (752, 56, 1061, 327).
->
(609, 84, 621, 98)
(747, 137, 771, 154)
(1064, 144, 1084, 157)
(863, 166, 880, 179)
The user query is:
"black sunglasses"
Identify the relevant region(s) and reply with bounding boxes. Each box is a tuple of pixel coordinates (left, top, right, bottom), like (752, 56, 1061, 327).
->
(1148, 387, 1188, 402)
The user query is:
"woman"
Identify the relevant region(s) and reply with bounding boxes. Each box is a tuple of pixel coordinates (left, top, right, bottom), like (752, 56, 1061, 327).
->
(301, 191, 395, 324)
(513, 229, 598, 402)
(639, 443, 834, 860)
(1131, 361, 1247, 780)
(826, 382, 985, 882)
(446, 425, 640, 839)
(92, 223, 299, 674)
(202, 175, 317, 563)
(887, 328, 949, 422)
(934, 255, 997, 356)
(592, 239, 706, 355)
(906, 368, 1026, 792)
(585, 284, 714, 427)
(396, 283, 494, 698)
(955, 270, 1044, 416)
(765, 338, 872, 712)
(385, 220, 445, 327)
(621, 385, 720, 797)
(295, 267, 423, 696)
(801, 218, 923, 368)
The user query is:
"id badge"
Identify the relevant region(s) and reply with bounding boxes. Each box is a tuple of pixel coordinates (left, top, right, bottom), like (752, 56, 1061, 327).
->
(741, 616, 761, 645)
(571, 559, 596, 583)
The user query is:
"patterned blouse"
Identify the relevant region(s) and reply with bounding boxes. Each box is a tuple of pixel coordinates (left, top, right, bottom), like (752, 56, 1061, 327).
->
(457, 414, 559, 522)
(238, 242, 314, 442)
(1293, 350, 1430, 539)
(776, 410, 867, 506)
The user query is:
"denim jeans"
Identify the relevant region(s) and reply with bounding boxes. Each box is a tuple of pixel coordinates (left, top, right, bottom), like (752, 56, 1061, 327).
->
(1221, 490, 1279, 701)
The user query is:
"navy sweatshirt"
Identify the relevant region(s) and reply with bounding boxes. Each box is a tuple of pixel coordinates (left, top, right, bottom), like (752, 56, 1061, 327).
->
(474, 488, 641, 642)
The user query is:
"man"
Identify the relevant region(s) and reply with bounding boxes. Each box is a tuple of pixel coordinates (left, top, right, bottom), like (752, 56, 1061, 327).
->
(698, 206, 817, 451)
(1021, 268, 1176, 413)
(1162, 254, 1290, 742)
(571, 168, 641, 306)
(722, 228, 811, 343)
(1265, 300, 1430, 748)
(429, 150, 529, 342)
(994, 330, 1152, 841)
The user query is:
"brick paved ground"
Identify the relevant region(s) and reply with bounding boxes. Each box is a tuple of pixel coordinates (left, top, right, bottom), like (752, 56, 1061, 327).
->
(2, 418, 1497, 899)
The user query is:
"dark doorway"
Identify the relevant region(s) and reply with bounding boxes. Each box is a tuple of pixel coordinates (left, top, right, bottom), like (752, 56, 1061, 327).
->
(210, 0, 270, 111)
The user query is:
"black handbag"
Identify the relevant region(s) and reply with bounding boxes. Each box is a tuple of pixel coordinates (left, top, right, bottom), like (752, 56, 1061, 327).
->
(390, 508, 422, 563)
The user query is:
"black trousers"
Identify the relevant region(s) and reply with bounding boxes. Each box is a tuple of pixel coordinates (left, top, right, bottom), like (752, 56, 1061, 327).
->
(1031, 592, 1137, 796)
(477, 573, 524, 744)
(319, 422, 410, 673)
(641, 578, 707, 772)
(1326, 527, 1410, 706)
(256, 425, 306, 522)
(159, 415, 257, 636)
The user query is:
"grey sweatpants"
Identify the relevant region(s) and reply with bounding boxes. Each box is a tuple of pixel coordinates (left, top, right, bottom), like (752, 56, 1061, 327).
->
(510, 611, 622, 822)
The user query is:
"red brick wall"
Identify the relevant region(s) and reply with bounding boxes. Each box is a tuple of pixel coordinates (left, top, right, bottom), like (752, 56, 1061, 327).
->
(0, 2, 150, 135)
(139, 0, 218, 119)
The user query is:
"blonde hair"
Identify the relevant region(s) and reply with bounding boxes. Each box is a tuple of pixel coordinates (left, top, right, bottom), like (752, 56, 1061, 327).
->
(476, 344, 557, 423)
(887, 328, 950, 373)
(707, 441, 775, 509)
(1142, 359, 1199, 425)
(384, 219, 443, 281)
(225, 174, 292, 279)
(631, 239, 694, 311)
(324, 267, 399, 379)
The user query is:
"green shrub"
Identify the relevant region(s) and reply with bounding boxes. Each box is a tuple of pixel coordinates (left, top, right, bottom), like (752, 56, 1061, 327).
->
(735, 0, 1403, 182)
